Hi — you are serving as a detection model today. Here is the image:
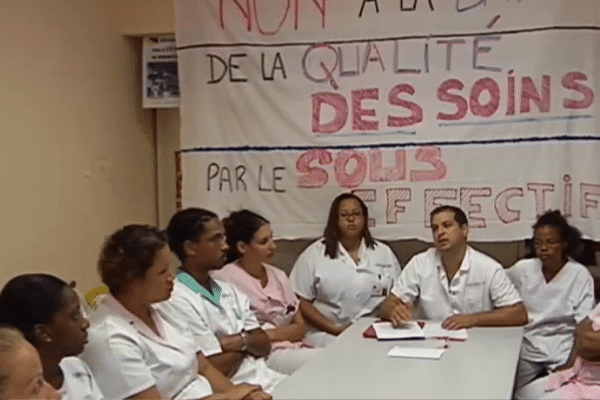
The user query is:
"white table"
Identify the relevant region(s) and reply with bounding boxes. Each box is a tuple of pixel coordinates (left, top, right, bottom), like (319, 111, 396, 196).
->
(273, 318, 523, 400)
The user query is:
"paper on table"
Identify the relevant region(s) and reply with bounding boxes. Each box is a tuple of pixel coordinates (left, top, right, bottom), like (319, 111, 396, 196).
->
(387, 346, 445, 359)
(422, 322, 468, 340)
(372, 321, 425, 340)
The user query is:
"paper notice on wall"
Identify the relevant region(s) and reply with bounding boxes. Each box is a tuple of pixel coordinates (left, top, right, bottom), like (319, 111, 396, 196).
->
(143, 36, 179, 108)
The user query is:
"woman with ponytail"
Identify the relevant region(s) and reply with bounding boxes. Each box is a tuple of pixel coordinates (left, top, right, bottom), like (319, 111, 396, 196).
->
(213, 210, 319, 375)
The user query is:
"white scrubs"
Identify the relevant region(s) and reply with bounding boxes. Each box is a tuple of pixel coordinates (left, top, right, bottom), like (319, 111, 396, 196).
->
(392, 246, 522, 320)
(161, 271, 287, 393)
(81, 294, 213, 400)
(290, 239, 401, 347)
(58, 356, 104, 400)
(507, 258, 594, 388)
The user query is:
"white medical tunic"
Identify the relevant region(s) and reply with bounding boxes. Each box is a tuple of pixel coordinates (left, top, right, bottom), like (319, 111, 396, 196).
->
(507, 258, 594, 367)
(81, 294, 213, 400)
(290, 239, 401, 329)
(392, 246, 522, 320)
(58, 356, 104, 400)
(161, 271, 287, 393)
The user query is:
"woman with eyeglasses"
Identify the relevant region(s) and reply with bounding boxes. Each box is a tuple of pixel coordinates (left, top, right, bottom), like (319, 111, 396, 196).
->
(0, 274, 103, 400)
(212, 210, 320, 374)
(508, 210, 595, 393)
(289, 193, 401, 347)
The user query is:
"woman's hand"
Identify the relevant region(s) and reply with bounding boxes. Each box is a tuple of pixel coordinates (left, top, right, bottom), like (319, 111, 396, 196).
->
(221, 383, 263, 400)
(578, 329, 600, 361)
(242, 388, 272, 400)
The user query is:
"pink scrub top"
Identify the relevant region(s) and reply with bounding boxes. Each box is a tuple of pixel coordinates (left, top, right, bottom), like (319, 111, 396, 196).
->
(212, 262, 306, 350)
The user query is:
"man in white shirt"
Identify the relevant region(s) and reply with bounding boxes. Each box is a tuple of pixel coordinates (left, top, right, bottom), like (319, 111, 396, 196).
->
(380, 205, 528, 329)
(160, 208, 286, 393)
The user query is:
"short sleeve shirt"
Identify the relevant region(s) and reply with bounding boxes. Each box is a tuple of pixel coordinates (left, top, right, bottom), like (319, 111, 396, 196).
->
(507, 258, 594, 366)
(290, 239, 401, 326)
(212, 263, 300, 329)
(392, 246, 522, 320)
(58, 357, 104, 400)
(161, 272, 287, 393)
(81, 294, 213, 400)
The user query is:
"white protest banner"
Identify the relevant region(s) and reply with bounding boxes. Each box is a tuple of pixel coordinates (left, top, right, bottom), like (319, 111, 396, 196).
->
(174, 0, 600, 241)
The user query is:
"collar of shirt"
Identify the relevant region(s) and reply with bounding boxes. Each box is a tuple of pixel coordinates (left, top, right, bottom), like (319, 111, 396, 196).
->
(337, 238, 367, 268)
(177, 270, 243, 321)
(232, 261, 275, 291)
(243, 263, 286, 303)
(434, 246, 472, 287)
(101, 294, 178, 349)
(177, 269, 223, 308)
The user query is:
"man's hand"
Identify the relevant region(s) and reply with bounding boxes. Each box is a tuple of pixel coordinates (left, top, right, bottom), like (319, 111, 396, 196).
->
(441, 314, 477, 330)
(379, 295, 412, 327)
(332, 323, 349, 336)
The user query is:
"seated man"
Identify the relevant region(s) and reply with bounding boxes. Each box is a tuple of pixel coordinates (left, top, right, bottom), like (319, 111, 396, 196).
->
(159, 208, 287, 394)
(380, 205, 527, 329)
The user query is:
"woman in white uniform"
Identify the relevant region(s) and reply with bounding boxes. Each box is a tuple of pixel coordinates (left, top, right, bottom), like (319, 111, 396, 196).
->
(0, 326, 61, 400)
(81, 224, 270, 400)
(0, 274, 104, 400)
(508, 210, 595, 391)
(290, 193, 401, 347)
(213, 210, 320, 374)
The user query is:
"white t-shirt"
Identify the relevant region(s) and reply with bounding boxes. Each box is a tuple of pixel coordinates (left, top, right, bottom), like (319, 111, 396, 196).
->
(507, 258, 595, 367)
(392, 246, 522, 320)
(290, 238, 401, 326)
(161, 272, 287, 393)
(58, 356, 104, 400)
(81, 294, 213, 400)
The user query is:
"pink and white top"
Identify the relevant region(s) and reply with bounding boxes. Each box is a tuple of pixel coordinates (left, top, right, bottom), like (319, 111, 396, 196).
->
(212, 262, 305, 350)
(543, 304, 600, 399)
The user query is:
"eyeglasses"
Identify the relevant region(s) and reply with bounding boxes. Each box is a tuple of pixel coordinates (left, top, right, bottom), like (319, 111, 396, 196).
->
(533, 240, 562, 248)
(339, 211, 364, 220)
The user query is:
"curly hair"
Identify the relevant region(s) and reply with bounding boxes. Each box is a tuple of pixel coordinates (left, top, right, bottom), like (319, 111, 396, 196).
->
(98, 224, 167, 295)
(533, 210, 581, 259)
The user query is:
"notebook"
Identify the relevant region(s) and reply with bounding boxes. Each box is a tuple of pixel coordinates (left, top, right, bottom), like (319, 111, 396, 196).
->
(371, 321, 468, 341)
(422, 322, 468, 341)
(372, 321, 425, 339)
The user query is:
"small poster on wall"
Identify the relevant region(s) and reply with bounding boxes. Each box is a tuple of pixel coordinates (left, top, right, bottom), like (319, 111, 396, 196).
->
(142, 36, 179, 108)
